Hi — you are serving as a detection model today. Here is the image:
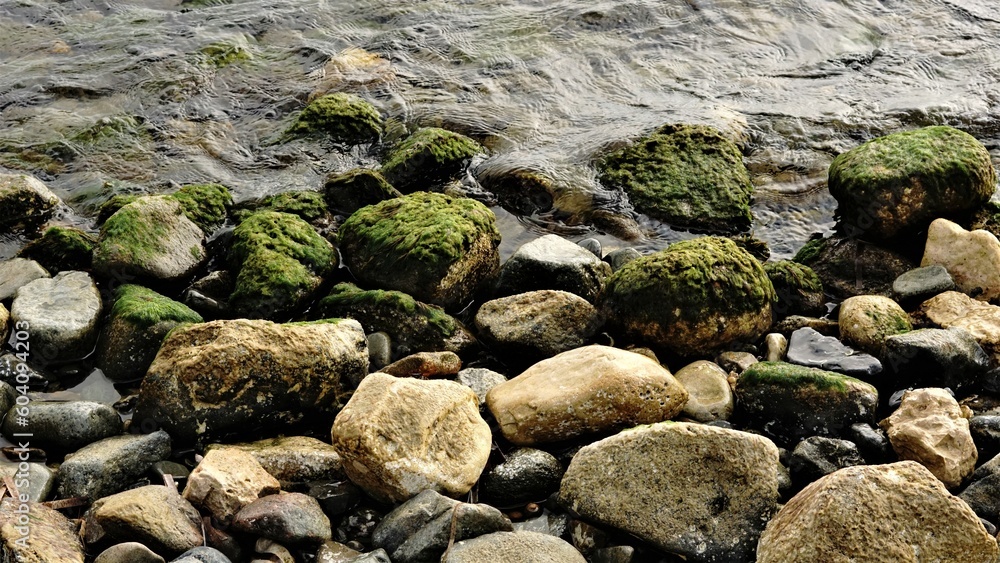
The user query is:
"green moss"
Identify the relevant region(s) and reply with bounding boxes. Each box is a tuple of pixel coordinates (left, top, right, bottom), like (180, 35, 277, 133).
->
(286, 93, 384, 144)
(740, 361, 851, 392)
(97, 194, 141, 225)
(323, 168, 401, 214)
(70, 116, 146, 145)
(231, 211, 334, 274)
(597, 124, 754, 233)
(199, 40, 252, 67)
(111, 284, 203, 328)
(380, 127, 483, 191)
(17, 226, 97, 274)
(792, 237, 828, 265)
(169, 183, 232, 232)
(764, 260, 823, 294)
(234, 190, 328, 224)
(97, 202, 170, 265)
(317, 282, 457, 336)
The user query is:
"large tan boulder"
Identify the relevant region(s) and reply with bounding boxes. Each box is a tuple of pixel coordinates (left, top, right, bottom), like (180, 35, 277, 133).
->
(182, 448, 280, 526)
(922, 291, 1000, 360)
(560, 422, 780, 562)
(486, 345, 688, 445)
(331, 372, 491, 503)
(90, 485, 203, 558)
(922, 218, 1000, 301)
(880, 388, 976, 489)
(757, 461, 999, 563)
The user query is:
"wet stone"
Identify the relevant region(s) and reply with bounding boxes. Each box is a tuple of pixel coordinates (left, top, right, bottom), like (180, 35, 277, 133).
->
(3, 400, 122, 452)
(674, 360, 734, 423)
(90, 485, 204, 559)
(208, 435, 343, 484)
(960, 453, 1000, 523)
(58, 430, 172, 501)
(366, 332, 392, 372)
(603, 247, 641, 272)
(847, 423, 893, 464)
(765, 333, 787, 362)
(231, 492, 332, 547)
(182, 448, 280, 526)
(970, 416, 1000, 465)
(714, 351, 757, 374)
(335, 507, 383, 547)
(789, 436, 865, 488)
(308, 481, 363, 518)
(883, 327, 989, 393)
(786, 327, 882, 379)
(0, 499, 85, 562)
(481, 448, 565, 508)
(893, 264, 956, 302)
(496, 234, 611, 303)
(590, 546, 635, 563)
(0, 459, 55, 502)
(0, 257, 49, 300)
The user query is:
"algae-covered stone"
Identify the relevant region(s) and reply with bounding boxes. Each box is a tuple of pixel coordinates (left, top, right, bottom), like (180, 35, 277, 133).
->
(97, 284, 203, 382)
(338, 192, 500, 310)
(602, 236, 775, 355)
(323, 168, 402, 215)
(169, 183, 232, 232)
(735, 361, 878, 446)
(229, 211, 335, 319)
(312, 283, 475, 361)
(234, 190, 329, 225)
(764, 260, 825, 317)
(17, 226, 96, 274)
(0, 172, 61, 233)
(828, 126, 996, 240)
(597, 124, 754, 233)
(380, 127, 483, 192)
(287, 93, 383, 144)
(0, 499, 85, 563)
(792, 235, 915, 299)
(837, 295, 911, 356)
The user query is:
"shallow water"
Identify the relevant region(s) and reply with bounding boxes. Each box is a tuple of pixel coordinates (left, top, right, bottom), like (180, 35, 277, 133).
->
(2, 0, 1000, 264)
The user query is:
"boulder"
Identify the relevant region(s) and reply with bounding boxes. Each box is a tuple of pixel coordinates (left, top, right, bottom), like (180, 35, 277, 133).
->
(602, 237, 774, 355)
(331, 372, 491, 503)
(58, 431, 172, 502)
(10, 271, 102, 363)
(182, 448, 280, 526)
(827, 126, 996, 240)
(883, 327, 990, 393)
(444, 531, 586, 563)
(90, 485, 203, 558)
(286, 93, 383, 144)
(233, 190, 331, 227)
(16, 226, 96, 275)
(921, 291, 1000, 361)
(134, 319, 368, 444)
(380, 127, 482, 192)
(673, 360, 734, 422)
(0, 257, 49, 301)
(837, 295, 911, 355)
(338, 192, 500, 310)
(922, 218, 1000, 301)
(2, 400, 121, 452)
(323, 169, 401, 215)
(756, 462, 998, 562)
(231, 492, 332, 547)
(785, 327, 882, 379)
(0, 173, 61, 233)
(559, 422, 780, 562)
(763, 260, 826, 317)
(494, 235, 612, 303)
(0, 499, 85, 562)
(792, 235, 915, 299)
(206, 436, 343, 484)
(486, 345, 687, 445)
(167, 183, 232, 232)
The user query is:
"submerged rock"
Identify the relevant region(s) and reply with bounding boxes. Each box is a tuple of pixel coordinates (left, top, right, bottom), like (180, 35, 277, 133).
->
(922, 218, 1000, 301)
(17, 225, 96, 274)
(0, 172, 61, 233)
(380, 127, 482, 192)
(323, 168, 401, 215)
(286, 93, 384, 144)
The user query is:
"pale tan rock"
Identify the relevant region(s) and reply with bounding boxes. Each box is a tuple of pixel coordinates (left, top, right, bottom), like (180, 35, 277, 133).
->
(91, 485, 203, 558)
(486, 345, 688, 445)
(880, 388, 976, 489)
(474, 290, 603, 360)
(182, 448, 280, 525)
(0, 499, 85, 563)
(838, 295, 912, 355)
(764, 333, 787, 362)
(757, 461, 998, 563)
(674, 360, 733, 422)
(922, 291, 1000, 360)
(331, 372, 491, 503)
(559, 422, 780, 562)
(922, 218, 1000, 301)
(207, 436, 343, 483)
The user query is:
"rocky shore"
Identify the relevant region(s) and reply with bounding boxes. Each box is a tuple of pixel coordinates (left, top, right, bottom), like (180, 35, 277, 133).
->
(0, 112, 999, 563)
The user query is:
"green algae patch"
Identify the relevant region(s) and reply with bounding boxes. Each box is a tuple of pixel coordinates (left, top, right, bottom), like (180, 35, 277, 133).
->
(198, 39, 253, 68)
(17, 226, 96, 274)
(740, 361, 851, 393)
(791, 237, 828, 266)
(597, 123, 754, 234)
(828, 126, 996, 240)
(286, 93, 384, 145)
(316, 282, 457, 336)
(323, 168, 401, 214)
(110, 284, 203, 329)
(234, 190, 329, 225)
(97, 201, 170, 266)
(380, 127, 483, 192)
(170, 183, 232, 231)
(764, 259, 825, 316)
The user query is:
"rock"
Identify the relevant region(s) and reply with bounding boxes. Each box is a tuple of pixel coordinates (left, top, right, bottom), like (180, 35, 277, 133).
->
(596, 123, 753, 233)
(765, 333, 787, 362)
(495, 235, 612, 303)
(0, 499, 85, 562)
(486, 345, 687, 445)
(94, 542, 166, 563)
(366, 332, 392, 372)
(922, 291, 1000, 360)
(764, 260, 825, 317)
(93, 196, 206, 283)
(309, 481, 363, 518)
(837, 295, 911, 355)
(334, 506, 383, 547)
(827, 126, 996, 240)
(182, 270, 233, 318)
(880, 387, 976, 489)
(286, 93, 383, 144)
(313, 283, 477, 362)
(0, 257, 49, 301)
(847, 423, 893, 464)
(170, 546, 232, 563)
(371, 489, 512, 562)
(231, 492, 332, 547)
(481, 448, 565, 508)
(756, 461, 999, 562)
(578, 237, 602, 258)
(380, 127, 482, 192)
(603, 248, 641, 272)
(474, 290, 603, 362)
(316, 541, 362, 562)
(971, 416, 1000, 462)
(590, 546, 635, 563)
(714, 351, 757, 374)
(602, 237, 775, 356)
(168, 183, 232, 233)
(444, 531, 586, 563)
(893, 264, 957, 302)
(785, 327, 882, 379)
(10, 271, 102, 363)
(182, 448, 280, 526)
(773, 315, 840, 336)
(90, 485, 203, 558)
(559, 422, 780, 562)
(789, 436, 865, 487)
(883, 327, 990, 393)
(134, 318, 367, 444)
(57, 430, 172, 501)
(331, 372, 491, 503)
(0, 382, 15, 426)
(381, 351, 461, 379)
(338, 192, 501, 311)
(792, 235, 915, 299)
(0, 173, 61, 233)
(206, 436, 343, 483)
(228, 211, 336, 319)
(97, 284, 203, 382)
(673, 360, 733, 422)
(734, 361, 878, 446)
(323, 169, 401, 215)
(2, 400, 121, 452)
(17, 226, 95, 275)
(232, 190, 330, 227)
(960, 453, 1000, 523)
(921, 218, 1000, 301)
(456, 367, 507, 410)
(0, 459, 55, 502)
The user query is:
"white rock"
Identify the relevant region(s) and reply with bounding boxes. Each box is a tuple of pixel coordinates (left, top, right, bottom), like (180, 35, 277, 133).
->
(922, 218, 1000, 301)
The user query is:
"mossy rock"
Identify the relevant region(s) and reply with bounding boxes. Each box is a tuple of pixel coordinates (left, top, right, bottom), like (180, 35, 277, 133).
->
(312, 282, 476, 358)
(968, 200, 1000, 241)
(97, 284, 203, 382)
(17, 226, 96, 275)
(198, 38, 252, 67)
(233, 190, 330, 225)
(476, 165, 556, 215)
(323, 168, 402, 215)
(837, 295, 911, 356)
(764, 260, 825, 318)
(597, 124, 754, 234)
(229, 211, 336, 319)
(0, 173, 61, 234)
(380, 127, 483, 193)
(286, 93, 384, 145)
(169, 183, 232, 232)
(96, 194, 142, 225)
(791, 235, 915, 300)
(602, 236, 775, 356)
(828, 126, 996, 241)
(338, 192, 501, 310)
(734, 361, 878, 447)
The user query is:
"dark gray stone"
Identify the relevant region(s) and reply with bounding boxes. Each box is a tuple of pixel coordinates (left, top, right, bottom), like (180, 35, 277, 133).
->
(0, 381, 14, 419)
(786, 327, 882, 379)
(496, 234, 612, 303)
(367, 332, 392, 372)
(847, 423, 893, 464)
(569, 519, 608, 554)
(883, 327, 989, 392)
(482, 448, 564, 509)
(309, 481, 363, 517)
(2, 400, 122, 452)
(789, 436, 865, 487)
(0, 353, 49, 387)
(336, 507, 383, 547)
(577, 238, 602, 258)
(590, 545, 635, 563)
(169, 546, 232, 563)
(960, 453, 1000, 523)
(58, 430, 172, 500)
(893, 265, 956, 301)
(971, 416, 1000, 463)
(793, 235, 915, 299)
(603, 248, 642, 272)
(230, 492, 331, 546)
(151, 461, 190, 486)
(347, 549, 392, 563)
